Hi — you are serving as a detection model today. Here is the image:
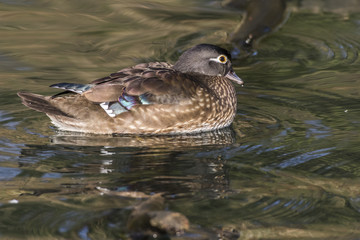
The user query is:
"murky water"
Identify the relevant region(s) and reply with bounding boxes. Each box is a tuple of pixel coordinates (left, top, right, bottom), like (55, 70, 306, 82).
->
(1, 0, 360, 239)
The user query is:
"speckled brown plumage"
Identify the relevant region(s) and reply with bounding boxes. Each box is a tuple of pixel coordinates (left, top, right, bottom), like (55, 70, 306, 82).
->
(18, 44, 243, 134)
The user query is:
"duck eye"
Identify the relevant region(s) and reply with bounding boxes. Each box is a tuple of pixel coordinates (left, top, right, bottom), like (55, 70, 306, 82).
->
(209, 55, 228, 64)
(218, 55, 227, 63)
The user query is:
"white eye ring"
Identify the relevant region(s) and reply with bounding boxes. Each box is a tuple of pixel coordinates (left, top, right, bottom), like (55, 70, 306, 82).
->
(209, 55, 228, 64)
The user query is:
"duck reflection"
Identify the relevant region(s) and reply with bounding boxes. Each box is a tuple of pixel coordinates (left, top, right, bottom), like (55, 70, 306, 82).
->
(50, 127, 236, 148)
(17, 128, 242, 198)
(20, 144, 233, 197)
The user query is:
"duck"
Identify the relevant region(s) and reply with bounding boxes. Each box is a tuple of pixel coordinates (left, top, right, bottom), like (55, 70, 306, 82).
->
(18, 44, 244, 135)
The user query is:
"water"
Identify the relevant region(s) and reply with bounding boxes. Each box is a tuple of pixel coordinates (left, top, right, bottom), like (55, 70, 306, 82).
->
(1, 0, 360, 239)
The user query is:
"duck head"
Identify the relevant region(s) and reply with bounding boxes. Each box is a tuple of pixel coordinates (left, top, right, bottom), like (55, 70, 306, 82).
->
(173, 44, 244, 85)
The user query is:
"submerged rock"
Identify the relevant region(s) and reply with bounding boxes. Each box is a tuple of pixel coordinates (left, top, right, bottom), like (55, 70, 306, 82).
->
(126, 193, 189, 236)
(148, 211, 189, 235)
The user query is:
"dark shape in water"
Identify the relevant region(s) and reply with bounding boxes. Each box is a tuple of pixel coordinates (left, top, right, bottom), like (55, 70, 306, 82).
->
(225, 0, 287, 53)
(126, 193, 189, 236)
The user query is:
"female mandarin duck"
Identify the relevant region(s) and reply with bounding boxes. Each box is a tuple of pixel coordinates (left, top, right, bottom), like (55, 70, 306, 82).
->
(18, 44, 244, 134)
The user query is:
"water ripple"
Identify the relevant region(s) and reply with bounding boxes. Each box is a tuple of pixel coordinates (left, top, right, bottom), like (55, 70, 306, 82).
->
(0, 167, 21, 180)
(276, 147, 335, 169)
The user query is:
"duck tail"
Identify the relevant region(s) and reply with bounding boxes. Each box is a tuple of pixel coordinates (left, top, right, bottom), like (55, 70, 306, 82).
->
(17, 92, 70, 117)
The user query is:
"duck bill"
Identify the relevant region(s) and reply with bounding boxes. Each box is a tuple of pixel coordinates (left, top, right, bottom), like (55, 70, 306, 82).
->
(226, 69, 244, 85)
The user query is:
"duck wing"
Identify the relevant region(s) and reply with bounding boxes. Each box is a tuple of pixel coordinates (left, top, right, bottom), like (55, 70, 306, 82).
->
(50, 62, 201, 117)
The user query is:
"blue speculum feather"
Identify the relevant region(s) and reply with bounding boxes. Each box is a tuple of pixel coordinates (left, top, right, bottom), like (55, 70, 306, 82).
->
(139, 94, 151, 105)
(50, 83, 92, 93)
(119, 94, 138, 110)
(118, 94, 151, 110)
(101, 94, 153, 117)
(108, 102, 127, 115)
